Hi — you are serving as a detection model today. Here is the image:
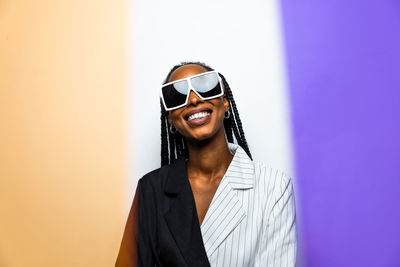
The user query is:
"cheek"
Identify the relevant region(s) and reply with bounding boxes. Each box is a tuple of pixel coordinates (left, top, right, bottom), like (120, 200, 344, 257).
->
(168, 110, 182, 124)
(213, 99, 227, 116)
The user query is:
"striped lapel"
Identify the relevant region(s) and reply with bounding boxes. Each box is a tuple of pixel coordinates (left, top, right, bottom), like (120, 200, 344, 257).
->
(200, 143, 254, 258)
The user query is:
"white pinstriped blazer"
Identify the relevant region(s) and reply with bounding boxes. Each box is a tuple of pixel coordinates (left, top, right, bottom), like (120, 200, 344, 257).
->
(135, 142, 296, 266)
(200, 143, 297, 266)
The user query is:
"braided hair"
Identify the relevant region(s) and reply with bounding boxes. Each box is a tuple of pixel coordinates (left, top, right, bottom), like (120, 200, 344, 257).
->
(160, 61, 252, 166)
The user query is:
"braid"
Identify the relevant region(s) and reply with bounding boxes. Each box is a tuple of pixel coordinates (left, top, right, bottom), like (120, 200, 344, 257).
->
(161, 109, 169, 166)
(168, 128, 176, 164)
(176, 134, 183, 158)
(219, 73, 252, 160)
(160, 61, 252, 166)
(223, 115, 234, 143)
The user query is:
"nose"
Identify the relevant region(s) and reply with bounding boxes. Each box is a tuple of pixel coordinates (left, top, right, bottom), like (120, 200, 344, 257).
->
(187, 90, 203, 106)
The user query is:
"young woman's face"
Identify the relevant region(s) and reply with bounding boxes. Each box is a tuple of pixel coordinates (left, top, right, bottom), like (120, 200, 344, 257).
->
(167, 64, 229, 142)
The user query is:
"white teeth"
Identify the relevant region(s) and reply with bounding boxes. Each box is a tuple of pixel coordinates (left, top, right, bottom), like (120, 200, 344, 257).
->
(188, 112, 210, 121)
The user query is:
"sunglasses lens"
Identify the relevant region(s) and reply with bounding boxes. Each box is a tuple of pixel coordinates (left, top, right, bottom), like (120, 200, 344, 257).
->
(162, 80, 188, 109)
(191, 72, 222, 98)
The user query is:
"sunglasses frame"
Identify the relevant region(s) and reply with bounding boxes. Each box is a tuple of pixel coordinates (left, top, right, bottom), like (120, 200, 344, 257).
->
(160, 70, 224, 111)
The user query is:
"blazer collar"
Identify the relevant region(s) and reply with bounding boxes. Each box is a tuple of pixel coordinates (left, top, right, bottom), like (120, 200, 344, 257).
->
(200, 143, 255, 257)
(224, 142, 255, 189)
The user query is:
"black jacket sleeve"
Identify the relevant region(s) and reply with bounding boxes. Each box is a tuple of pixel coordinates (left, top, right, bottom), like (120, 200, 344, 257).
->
(137, 178, 157, 266)
(116, 183, 139, 267)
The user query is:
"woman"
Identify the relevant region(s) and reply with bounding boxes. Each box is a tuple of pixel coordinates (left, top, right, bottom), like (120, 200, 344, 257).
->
(116, 62, 296, 266)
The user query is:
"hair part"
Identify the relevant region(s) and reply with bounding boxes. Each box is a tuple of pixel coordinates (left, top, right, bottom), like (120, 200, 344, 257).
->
(160, 61, 252, 166)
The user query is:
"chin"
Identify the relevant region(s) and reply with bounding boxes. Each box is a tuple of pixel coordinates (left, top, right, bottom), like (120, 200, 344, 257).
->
(185, 127, 216, 142)
(185, 123, 224, 143)
(187, 132, 214, 142)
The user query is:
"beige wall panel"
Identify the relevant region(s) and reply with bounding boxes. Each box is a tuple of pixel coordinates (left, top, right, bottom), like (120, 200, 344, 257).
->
(0, 0, 127, 266)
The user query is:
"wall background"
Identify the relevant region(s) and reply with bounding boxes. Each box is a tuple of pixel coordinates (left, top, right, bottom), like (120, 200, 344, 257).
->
(0, 0, 127, 266)
(128, 0, 294, 191)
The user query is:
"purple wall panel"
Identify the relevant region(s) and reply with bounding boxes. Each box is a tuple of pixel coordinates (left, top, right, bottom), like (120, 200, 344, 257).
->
(280, 1, 400, 266)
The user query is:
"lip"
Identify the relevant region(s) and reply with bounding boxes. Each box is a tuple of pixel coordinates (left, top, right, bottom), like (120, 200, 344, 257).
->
(183, 107, 213, 127)
(184, 107, 213, 121)
(186, 113, 212, 127)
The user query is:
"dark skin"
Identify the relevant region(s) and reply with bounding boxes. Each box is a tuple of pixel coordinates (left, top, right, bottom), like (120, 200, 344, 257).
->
(167, 64, 233, 225)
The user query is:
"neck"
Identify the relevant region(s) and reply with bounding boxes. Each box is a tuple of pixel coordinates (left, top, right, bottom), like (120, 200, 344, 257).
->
(186, 129, 234, 181)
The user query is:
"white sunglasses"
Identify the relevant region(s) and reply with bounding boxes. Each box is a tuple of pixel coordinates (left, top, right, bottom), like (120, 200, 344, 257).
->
(160, 71, 224, 111)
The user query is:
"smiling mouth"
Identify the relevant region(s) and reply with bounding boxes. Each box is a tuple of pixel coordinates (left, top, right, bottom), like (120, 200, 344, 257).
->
(184, 110, 212, 121)
(187, 111, 211, 121)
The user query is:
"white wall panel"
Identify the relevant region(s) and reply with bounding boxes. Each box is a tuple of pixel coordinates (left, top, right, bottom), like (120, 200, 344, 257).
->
(127, 0, 294, 196)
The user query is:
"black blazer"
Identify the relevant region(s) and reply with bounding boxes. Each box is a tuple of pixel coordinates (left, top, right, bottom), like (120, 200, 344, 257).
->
(117, 157, 211, 267)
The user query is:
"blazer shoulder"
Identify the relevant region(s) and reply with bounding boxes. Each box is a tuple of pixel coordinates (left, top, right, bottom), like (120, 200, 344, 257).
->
(253, 161, 292, 184)
(138, 163, 171, 190)
(252, 161, 293, 203)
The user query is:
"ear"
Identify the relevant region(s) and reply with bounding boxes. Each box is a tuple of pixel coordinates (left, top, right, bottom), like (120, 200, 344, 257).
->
(223, 94, 229, 112)
(167, 112, 172, 125)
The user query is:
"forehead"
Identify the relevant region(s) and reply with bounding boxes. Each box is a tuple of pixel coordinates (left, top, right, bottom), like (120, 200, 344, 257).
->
(168, 64, 209, 82)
